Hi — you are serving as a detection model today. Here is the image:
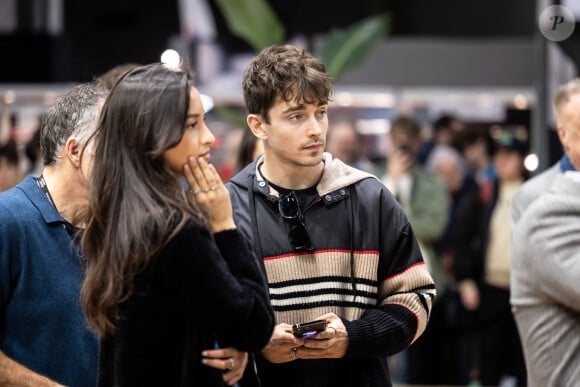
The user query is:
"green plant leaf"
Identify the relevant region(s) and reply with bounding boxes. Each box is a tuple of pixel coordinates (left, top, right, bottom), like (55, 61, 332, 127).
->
(316, 13, 390, 79)
(214, 0, 285, 52)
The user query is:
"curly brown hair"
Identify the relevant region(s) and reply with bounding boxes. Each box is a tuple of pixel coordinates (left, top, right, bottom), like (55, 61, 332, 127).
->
(242, 44, 333, 123)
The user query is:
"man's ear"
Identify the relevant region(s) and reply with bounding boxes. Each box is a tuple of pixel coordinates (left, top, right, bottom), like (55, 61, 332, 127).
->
(556, 121, 569, 152)
(247, 114, 267, 140)
(64, 138, 82, 168)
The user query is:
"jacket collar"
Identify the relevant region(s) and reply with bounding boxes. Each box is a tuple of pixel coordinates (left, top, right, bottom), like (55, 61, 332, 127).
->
(316, 153, 378, 195)
(230, 153, 377, 198)
(19, 175, 65, 225)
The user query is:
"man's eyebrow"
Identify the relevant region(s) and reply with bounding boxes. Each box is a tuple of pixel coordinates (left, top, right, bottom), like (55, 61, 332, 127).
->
(281, 104, 306, 114)
(281, 102, 327, 114)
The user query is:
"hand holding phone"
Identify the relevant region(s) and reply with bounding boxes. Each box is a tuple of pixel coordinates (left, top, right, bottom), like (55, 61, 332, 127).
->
(292, 319, 327, 338)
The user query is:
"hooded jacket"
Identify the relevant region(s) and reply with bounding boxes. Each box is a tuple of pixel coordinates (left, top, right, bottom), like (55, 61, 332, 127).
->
(227, 153, 436, 387)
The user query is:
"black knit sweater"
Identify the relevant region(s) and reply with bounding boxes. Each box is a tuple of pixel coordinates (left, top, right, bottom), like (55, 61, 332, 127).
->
(97, 221, 274, 386)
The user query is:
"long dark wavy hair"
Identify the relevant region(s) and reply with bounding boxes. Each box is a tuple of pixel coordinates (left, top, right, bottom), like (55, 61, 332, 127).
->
(81, 63, 207, 336)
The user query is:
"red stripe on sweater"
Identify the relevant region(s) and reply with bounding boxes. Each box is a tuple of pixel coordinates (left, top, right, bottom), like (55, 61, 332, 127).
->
(264, 249, 379, 261)
(382, 261, 426, 282)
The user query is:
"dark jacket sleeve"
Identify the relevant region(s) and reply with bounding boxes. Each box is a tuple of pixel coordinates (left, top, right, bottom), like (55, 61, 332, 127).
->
(161, 221, 274, 352)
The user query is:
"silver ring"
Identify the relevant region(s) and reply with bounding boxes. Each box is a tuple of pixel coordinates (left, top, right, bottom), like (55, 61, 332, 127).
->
(191, 189, 201, 195)
(290, 347, 297, 360)
(328, 326, 337, 335)
(227, 357, 234, 371)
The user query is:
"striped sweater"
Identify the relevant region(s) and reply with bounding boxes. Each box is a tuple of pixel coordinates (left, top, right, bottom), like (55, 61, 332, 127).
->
(228, 153, 436, 387)
(266, 249, 432, 343)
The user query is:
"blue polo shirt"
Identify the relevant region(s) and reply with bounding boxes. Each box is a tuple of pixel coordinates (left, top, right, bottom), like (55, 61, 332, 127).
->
(0, 176, 98, 387)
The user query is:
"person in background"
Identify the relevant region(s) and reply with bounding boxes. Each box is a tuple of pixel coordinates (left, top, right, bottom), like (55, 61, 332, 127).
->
(418, 114, 465, 166)
(380, 116, 449, 385)
(455, 127, 496, 184)
(455, 131, 528, 386)
(215, 127, 264, 182)
(426, 145, 481, 385)
(210, 44, 435, 387)
(216, 128, 244, 181)
(80, 63, 274, 387)
(235, 128, 264, 173)
(0, 139, 22, 191)
(382, 116, 449, 384)
(325, 119, 374, 172)
(381, 116, 449, 297)
(0, 81, 108, 387)
(25, 127, 43, 176)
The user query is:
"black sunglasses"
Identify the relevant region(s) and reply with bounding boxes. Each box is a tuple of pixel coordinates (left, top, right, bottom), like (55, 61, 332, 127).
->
(278, 191, 314, 252)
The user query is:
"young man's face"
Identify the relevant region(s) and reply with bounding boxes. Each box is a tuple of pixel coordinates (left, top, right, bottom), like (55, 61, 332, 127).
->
(257, 96, 329, 168)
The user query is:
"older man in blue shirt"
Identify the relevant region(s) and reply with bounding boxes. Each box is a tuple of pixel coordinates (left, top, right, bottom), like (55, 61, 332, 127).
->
(0, 81, 107, 387)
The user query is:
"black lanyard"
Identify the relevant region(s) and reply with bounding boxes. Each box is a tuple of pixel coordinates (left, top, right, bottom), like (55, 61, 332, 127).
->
(35, 175, 81, 242)
(36, 175, 57, 209)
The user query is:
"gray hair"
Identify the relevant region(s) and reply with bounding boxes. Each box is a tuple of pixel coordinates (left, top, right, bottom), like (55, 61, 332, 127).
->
(553, 78, 580, 122)
(40, 81, 109, 166)
(425, 145, 467, 176)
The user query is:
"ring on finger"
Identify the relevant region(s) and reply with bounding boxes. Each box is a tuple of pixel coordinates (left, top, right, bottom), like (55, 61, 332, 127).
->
(290, 347, 298, 360)
(191, 189, 201, 195)
(227, 357, 234, 371)
(209, 185, 217, 190)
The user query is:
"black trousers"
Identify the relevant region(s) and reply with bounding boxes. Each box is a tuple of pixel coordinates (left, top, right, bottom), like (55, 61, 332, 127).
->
(477, 284, 527, 386)
(407, 289, 477, 385)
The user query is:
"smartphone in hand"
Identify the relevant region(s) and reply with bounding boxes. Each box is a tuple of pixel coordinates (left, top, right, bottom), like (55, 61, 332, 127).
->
(292, 319, 327, 338)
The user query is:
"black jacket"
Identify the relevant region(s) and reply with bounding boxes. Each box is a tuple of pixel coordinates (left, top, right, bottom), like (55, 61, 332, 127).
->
(227, 154, 436, 387)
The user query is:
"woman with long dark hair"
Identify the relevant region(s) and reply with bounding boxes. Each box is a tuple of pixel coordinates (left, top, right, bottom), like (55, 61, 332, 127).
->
(80, 63, 274, 386)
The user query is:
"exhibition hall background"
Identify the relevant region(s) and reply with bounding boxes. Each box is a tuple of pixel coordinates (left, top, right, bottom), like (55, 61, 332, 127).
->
(1, 0, 580, 171)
